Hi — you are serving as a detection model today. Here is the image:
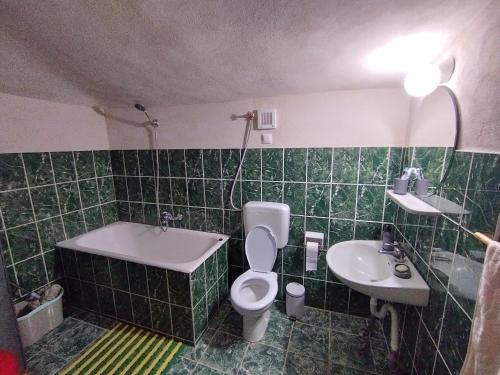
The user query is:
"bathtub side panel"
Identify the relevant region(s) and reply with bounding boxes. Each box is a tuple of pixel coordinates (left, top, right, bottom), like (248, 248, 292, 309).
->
(191, 240, 229, 343)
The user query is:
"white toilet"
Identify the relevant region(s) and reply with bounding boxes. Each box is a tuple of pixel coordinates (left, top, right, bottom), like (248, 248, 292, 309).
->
(230, 201, 290, 342)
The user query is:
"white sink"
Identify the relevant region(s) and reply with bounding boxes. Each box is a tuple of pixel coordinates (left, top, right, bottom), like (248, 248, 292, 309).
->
(326, 240, 429, 306)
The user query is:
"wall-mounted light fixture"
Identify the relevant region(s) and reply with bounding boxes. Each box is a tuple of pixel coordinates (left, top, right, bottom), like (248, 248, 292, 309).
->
(404, 57, 455, 97)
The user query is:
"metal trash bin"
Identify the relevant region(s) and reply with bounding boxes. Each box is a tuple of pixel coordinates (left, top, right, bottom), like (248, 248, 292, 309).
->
(286, 282, 305, 319)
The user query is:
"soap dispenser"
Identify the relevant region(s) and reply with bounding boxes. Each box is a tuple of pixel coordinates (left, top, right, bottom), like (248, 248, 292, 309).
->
(382, 225, 394, 251)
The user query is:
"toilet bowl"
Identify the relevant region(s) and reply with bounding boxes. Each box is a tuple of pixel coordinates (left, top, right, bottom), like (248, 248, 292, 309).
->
(230, 224, 279, 342)
(231, 270, 278, 341)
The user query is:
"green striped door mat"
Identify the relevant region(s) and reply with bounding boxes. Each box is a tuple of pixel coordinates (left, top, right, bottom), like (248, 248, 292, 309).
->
(58, 322, 183, 375)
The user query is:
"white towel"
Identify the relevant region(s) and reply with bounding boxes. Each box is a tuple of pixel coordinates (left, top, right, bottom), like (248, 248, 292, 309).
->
(460, 241, 500, 375)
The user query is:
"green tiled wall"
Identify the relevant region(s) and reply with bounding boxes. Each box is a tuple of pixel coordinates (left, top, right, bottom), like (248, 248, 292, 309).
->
(0, 151, 117, 298)
(392, 149, 499, 375)
(110, 147, 407, 317)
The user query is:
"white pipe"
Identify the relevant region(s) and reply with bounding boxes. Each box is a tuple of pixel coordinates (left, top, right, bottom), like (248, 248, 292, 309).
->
(370, 297, 399, 352)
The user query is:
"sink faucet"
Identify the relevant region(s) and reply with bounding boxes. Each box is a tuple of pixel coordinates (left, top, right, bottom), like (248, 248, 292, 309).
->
(379, 241, 406, 261)
(160, 211, 183, 232)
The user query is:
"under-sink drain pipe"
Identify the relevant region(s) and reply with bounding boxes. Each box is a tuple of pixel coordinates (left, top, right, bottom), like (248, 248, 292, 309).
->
(370, 297, 399, 352)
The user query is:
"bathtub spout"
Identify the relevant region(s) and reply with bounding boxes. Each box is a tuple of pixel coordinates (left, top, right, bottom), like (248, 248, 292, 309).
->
(160, 211, 183, 231)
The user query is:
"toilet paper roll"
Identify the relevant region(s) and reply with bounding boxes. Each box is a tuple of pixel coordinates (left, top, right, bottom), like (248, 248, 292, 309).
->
(305, 242, 319, 271)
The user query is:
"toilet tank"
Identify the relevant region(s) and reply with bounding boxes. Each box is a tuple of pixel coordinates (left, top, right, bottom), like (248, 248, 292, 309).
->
(243, 202, 290, 248)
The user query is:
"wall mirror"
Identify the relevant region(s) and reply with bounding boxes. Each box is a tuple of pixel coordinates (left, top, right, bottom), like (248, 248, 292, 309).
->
(401, 86, 499, 306)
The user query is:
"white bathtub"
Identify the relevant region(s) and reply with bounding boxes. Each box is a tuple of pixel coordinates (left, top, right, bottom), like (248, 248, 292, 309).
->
(57, 221, 229, 273)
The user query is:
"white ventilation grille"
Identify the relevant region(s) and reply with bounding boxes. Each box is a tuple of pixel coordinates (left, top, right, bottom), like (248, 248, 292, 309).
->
(257, 109, 277, 129)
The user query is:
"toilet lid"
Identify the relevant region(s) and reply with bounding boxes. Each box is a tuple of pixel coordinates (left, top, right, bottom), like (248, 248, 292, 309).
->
(245, 225, 277, 272)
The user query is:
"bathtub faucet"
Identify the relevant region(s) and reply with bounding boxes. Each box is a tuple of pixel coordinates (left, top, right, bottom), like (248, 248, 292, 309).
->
(160, 211, 183, 231)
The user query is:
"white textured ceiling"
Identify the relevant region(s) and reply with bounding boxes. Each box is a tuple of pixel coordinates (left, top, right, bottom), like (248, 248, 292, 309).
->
(0, 0, 490, 107)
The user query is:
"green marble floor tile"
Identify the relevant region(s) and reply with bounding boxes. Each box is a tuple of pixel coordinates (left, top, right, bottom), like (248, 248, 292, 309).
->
(38, 320, 105, 361)
(288, 322, 329, 361)
(261, 315, 293, 350)
(284, 351, 329, 375)
(26, 352, 67, 375)
(200, 330, 248, 374)
(167, 356, 198, 375)
(330, 331, 375, 372)
(330, 312, 369, 335)
(181, 328, 217, 361)
(220, 309, 242, 337)
(298, 306, 330, 328)
(192, 364, 225, 375)
(239, 343, 286, 375)
(330, 363, 370, 375)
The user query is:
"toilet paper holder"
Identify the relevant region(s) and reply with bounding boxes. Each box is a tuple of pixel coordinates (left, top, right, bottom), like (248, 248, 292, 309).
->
(304, 231, 324, 250)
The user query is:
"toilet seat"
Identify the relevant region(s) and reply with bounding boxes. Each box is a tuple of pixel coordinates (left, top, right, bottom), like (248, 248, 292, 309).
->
(245, 225, 277, 272)
(230, 270, 278, 316)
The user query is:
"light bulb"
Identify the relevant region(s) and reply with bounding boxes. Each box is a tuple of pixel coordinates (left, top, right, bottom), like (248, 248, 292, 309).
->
(404, 64, 441, 97)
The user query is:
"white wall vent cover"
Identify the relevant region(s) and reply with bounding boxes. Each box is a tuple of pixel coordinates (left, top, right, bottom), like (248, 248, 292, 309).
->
(257, 109, 277, 130)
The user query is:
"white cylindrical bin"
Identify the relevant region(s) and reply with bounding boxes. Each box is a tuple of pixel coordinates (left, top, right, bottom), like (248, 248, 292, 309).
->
(286, 282, 305, 319)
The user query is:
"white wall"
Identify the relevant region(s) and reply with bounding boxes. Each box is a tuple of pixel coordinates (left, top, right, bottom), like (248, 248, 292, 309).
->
(446, 0, 500, 153)
(106, 88, 411, 149)
(0, 92, 109, 153)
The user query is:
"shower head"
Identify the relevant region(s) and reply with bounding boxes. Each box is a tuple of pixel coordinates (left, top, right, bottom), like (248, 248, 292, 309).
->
(133, 103, 159, 127)
(134, 103, 146, 112)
